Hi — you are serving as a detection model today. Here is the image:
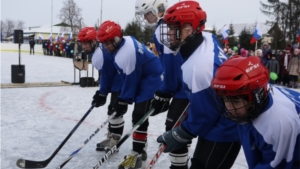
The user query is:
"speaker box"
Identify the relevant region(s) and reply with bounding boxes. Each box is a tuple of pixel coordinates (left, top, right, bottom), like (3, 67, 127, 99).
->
(13, 30, 23, 44)
(11, 65, 25, 83)
(80, 77, 95, 87)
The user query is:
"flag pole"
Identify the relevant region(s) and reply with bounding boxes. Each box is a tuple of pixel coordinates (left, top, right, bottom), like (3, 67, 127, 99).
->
(255, 41, 258, 54)
(51, 0, 53, 42)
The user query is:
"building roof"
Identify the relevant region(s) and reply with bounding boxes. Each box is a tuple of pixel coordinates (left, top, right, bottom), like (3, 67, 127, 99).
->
(23, 23, 72, 34)
(219, 23, 272, 37)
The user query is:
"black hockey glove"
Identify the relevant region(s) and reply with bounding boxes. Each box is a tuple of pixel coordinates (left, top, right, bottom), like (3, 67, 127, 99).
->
(113, 98, 128, 117)
(150, 90, 172, 116)
(157, 125, 195, 152)
(92, 90, 107, 107)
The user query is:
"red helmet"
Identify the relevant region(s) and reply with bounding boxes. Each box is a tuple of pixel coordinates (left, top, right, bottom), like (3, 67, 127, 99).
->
(163, 1, 206, 34)
(96, 20, 122, 43)
(211, 56, 269, 123)
(77, 27, 96, 42)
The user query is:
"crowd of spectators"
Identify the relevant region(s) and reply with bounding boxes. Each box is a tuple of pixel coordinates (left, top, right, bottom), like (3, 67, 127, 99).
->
(223, 42, 300, 88)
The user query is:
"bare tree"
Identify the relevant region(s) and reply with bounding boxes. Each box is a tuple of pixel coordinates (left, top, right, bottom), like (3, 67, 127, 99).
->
(4, 19, 15, 37)
(16, 20, 26, 30)
(58, 0, 83, 33)
(1, 20, 6, 33)
(260, 0, 300, 42)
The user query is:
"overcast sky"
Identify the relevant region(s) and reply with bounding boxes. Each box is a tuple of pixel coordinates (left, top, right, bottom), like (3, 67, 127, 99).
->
(1, 0, 271, 31)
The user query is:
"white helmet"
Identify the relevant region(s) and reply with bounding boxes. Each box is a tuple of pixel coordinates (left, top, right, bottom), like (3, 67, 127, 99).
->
(135, 0, 168, 28)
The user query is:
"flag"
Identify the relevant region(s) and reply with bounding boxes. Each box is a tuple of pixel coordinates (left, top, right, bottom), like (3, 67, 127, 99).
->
(250, 23, 262, 44)
(38, 34, 43, 42)
(221, 25, 229, 44)
(67, 32, 73, 41)
(298, 28, 300, 43)
(60, 32, 65, 41)
(48, 33, 52, 42)
(54, 34, 59, 42)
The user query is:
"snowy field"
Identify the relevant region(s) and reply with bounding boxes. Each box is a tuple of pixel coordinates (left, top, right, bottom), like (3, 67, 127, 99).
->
(0, 52, 249, 169)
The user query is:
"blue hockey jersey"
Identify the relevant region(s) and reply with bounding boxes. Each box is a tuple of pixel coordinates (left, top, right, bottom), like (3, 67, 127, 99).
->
(91, 47, 122, 95)
(152, 19, 187, 99)
(112, 36, 163, 104)
(239, 86, 300, 169)
(181, 32, 239, 142)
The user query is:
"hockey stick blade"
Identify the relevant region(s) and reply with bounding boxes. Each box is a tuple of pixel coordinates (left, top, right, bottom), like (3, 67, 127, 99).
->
(93, 108, 155, 169)
(146, 103, 190, 169)
(16, 105, 95, 168)
(56, 112, 116, 169)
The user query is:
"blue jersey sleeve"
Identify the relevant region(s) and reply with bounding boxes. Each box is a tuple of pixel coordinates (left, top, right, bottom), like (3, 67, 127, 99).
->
(99, 59, 121, 95)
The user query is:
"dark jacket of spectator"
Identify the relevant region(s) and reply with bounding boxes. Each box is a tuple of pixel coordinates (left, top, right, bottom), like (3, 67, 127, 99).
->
(262, 43, 272, 66)
(29, 39, 35, 47)
(266, 58, 280, 75)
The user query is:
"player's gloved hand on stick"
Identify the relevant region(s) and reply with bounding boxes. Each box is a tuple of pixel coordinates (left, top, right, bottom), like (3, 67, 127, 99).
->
(157, 125, 195, 152)
(113, 98, 128, 117)
(150, 90, 172, 116)
(92, 90, 107, 107)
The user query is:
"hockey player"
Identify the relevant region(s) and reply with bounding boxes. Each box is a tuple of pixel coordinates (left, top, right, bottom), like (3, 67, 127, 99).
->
(135, 0, 190, 168)
(211, 56, 300, 169)
(96, 20, 163, 169)
(156, 1, 241, 169)
(77, 27, 123, 151)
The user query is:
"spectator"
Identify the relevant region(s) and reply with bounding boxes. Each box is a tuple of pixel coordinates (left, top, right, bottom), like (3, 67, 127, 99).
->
(227, 48, 233, 57)
(249, 50, 255, 56)
(56, 42, 61, 56)
(49, 41, 53, 56)
(241, 48, 248, 57)
(262, 42, 272, 66)
(42, 40, 48, 55)
(255, 49, 262, 57)
(266, 54, 280, 84)
(233, 46, 238, 54)
(280, 47, 292, 86)
(275, 50, 284, 84)
(74, 40, 82, 58)
(293, 44, 299, 51)
(29, 38, 35, 55)
(69, 41, 75, 58)
(52, 42, 57, 56)
(237, 43, 241, 55)
(287, 48, 300, 88)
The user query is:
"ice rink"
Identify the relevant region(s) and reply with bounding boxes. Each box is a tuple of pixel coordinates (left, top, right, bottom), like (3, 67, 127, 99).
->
(1, 52, 248, 168)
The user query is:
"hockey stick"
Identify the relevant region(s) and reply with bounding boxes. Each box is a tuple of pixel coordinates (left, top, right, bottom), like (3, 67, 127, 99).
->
(146, 103, 190, 169)
(92, 108, 155, 169)
(16, 105, 95, 168)
(56, 112, 116, 169)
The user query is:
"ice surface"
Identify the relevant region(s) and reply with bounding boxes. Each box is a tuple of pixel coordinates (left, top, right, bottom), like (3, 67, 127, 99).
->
(1, 52, 248, 168)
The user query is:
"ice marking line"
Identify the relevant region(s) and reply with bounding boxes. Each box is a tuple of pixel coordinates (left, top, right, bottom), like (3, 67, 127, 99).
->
(39, 91, 55, 112)
(38, 89, 97, 127)
(38, 89, 162, 137)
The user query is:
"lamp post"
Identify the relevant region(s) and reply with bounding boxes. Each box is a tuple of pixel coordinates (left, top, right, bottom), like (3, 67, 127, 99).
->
(100, 0, 103, 24)
(51, 0, 53, 38)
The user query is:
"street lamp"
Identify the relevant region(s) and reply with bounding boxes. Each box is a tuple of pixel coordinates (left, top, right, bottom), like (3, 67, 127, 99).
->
(51, 0, 53, 36)
(100, 0, 103, 24)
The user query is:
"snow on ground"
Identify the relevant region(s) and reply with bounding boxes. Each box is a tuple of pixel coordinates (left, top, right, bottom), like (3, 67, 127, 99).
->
(1, 52, 249, 169)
